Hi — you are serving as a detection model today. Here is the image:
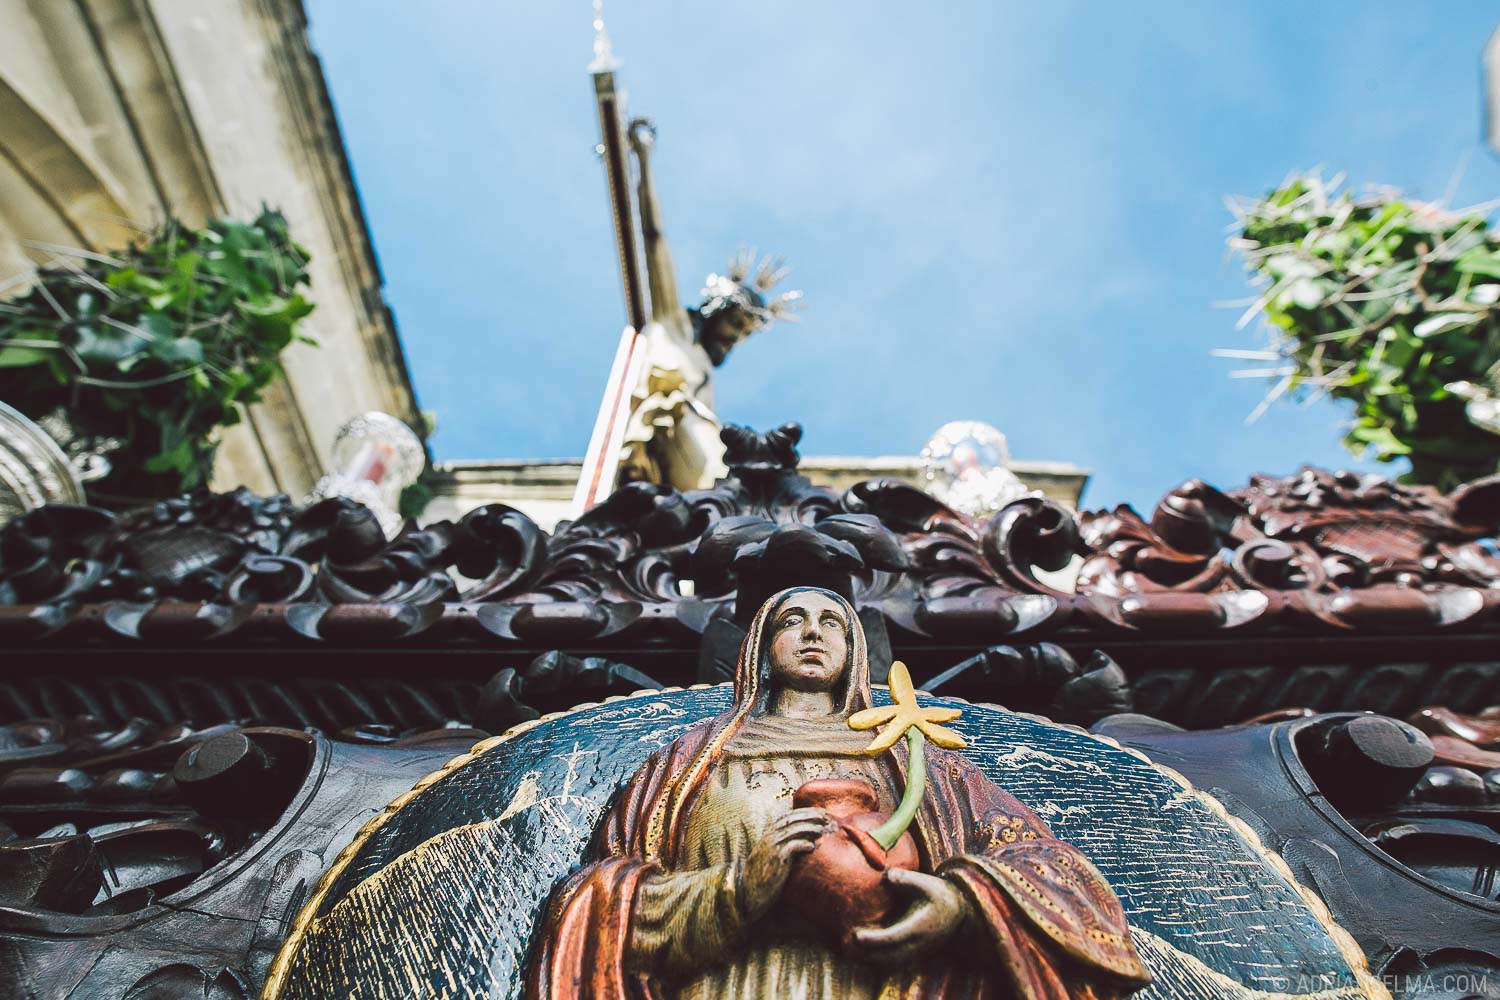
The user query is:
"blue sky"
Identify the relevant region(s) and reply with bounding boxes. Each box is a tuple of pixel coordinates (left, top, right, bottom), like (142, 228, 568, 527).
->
(306, 2, 1500, 512)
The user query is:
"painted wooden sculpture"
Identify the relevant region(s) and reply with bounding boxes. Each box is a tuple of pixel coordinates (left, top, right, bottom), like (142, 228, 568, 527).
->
(523, 587, 1151, 998)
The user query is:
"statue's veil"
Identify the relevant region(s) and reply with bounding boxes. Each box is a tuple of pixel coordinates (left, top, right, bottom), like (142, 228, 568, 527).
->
(738, 586, 873, 719)
(645, 586, 871, 859)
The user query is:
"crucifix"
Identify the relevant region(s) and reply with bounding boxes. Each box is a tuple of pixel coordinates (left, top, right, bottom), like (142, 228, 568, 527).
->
(571, 3, 801, 513)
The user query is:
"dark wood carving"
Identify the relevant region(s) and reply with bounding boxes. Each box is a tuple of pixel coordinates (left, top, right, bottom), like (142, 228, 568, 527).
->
(8, 439, 1500, 649)
(0, 715, 313, 920)
(0, 716, 469, 996)
(5, 433, 1500, 740)
(1080, 467, 1500, 596)
(5, 436, 1500, 994)
(0, 423, 1089, 628)
(0, 490, 549, 609)
(922, 643, 1133, 726)
(1114, 712, 1500, 993)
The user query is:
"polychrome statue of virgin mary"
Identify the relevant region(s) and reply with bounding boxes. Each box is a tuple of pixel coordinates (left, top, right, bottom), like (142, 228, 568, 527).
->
(524, 587, 1150, 999)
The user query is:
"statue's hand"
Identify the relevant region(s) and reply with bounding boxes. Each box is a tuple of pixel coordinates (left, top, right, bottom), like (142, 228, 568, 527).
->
(852, 869, 970, 966)
(739, 807, 835, 922)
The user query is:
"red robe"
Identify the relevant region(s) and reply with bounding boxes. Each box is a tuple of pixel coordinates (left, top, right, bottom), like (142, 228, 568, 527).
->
(524, 719, 1149, 999)
(524, 587, 1149, 999)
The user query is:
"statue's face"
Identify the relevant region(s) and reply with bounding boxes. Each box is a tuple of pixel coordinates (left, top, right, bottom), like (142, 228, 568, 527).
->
(702, 308, 763, 366)
(768, 591, 850, 693)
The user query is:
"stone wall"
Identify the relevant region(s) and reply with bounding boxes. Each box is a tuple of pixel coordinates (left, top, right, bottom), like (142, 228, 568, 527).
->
(0, 0, 420, 498)
(423, 455, 1090, 530)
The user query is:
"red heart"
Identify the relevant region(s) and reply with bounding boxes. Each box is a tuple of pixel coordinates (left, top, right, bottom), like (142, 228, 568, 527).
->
(784, 779, 920, 950)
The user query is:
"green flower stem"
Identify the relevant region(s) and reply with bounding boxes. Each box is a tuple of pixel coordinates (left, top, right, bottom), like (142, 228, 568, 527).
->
(871, 727, 924, 850)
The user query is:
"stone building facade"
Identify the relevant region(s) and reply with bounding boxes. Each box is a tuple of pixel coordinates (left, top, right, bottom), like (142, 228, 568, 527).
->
(0, 0, 421, 499)
(423, 455, 1090, 532)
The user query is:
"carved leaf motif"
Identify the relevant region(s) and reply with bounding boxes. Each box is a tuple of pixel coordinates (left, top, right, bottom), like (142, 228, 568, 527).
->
(6, 448, 1500, 611)
(224, 554, 314, 603)
(983, 497, 1082, 596)
(1077, 466, 1500, 595)
(842, 479, 1007, 599)
(454, 505, 545, 601)
(1077, 506, 1224, 596)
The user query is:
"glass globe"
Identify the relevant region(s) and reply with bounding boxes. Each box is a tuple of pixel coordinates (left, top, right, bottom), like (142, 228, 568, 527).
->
(305, 412, 425, 537)
(919, 421, 1034, 518)
(0, 401, 83, 525)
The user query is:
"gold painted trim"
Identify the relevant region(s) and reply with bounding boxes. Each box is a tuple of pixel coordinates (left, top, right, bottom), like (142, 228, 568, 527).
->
(261, 687, 1392, 1000)
(260, 684, 715, 998)
(983, 701, 1392, 1000)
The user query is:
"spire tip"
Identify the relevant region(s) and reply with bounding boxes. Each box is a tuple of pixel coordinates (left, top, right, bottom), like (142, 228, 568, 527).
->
(588, 0, 621, 73)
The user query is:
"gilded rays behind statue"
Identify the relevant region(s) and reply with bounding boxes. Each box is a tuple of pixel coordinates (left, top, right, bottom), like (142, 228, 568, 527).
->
(526, 588, 1149, 997)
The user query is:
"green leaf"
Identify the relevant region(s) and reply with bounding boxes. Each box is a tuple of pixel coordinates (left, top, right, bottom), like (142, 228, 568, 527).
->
(105, 267, 138, 290)
(143, 439, 195, 474)
(220, 369, 253, 394)
(149, 335, 205, 365)
(175, 251, 201, 279)
(0, 344, 52, 367)
(72, 322, 151, 364)
(1, 210, 320, 498)
(1457, 248, 1500, 279)
(398, 479, 434, 520)
(1348, 423, 1412, 457)
(238, 294, 292, 319)
(1384, 333, 1419, 369)
(1229, 172, 1500, 483)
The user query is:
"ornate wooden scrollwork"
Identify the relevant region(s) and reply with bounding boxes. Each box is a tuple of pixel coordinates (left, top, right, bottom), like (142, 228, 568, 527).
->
(6, 436, 1500, 655)
(1079, 467, 1500, 596)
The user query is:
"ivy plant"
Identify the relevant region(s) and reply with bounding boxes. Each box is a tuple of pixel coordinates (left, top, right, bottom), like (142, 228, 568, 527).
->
(1230, 174, 1500, 490)
(0, 210, 316, 501)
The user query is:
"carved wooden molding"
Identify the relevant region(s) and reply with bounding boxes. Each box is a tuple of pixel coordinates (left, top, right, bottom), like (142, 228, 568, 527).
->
(4, 432, 1500, 645)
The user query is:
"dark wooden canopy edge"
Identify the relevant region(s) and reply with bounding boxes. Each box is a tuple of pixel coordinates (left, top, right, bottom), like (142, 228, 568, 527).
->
(2, 423, 1498, 734)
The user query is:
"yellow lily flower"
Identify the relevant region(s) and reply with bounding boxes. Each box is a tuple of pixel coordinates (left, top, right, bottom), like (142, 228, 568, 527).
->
(848, 660, 966, 754)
